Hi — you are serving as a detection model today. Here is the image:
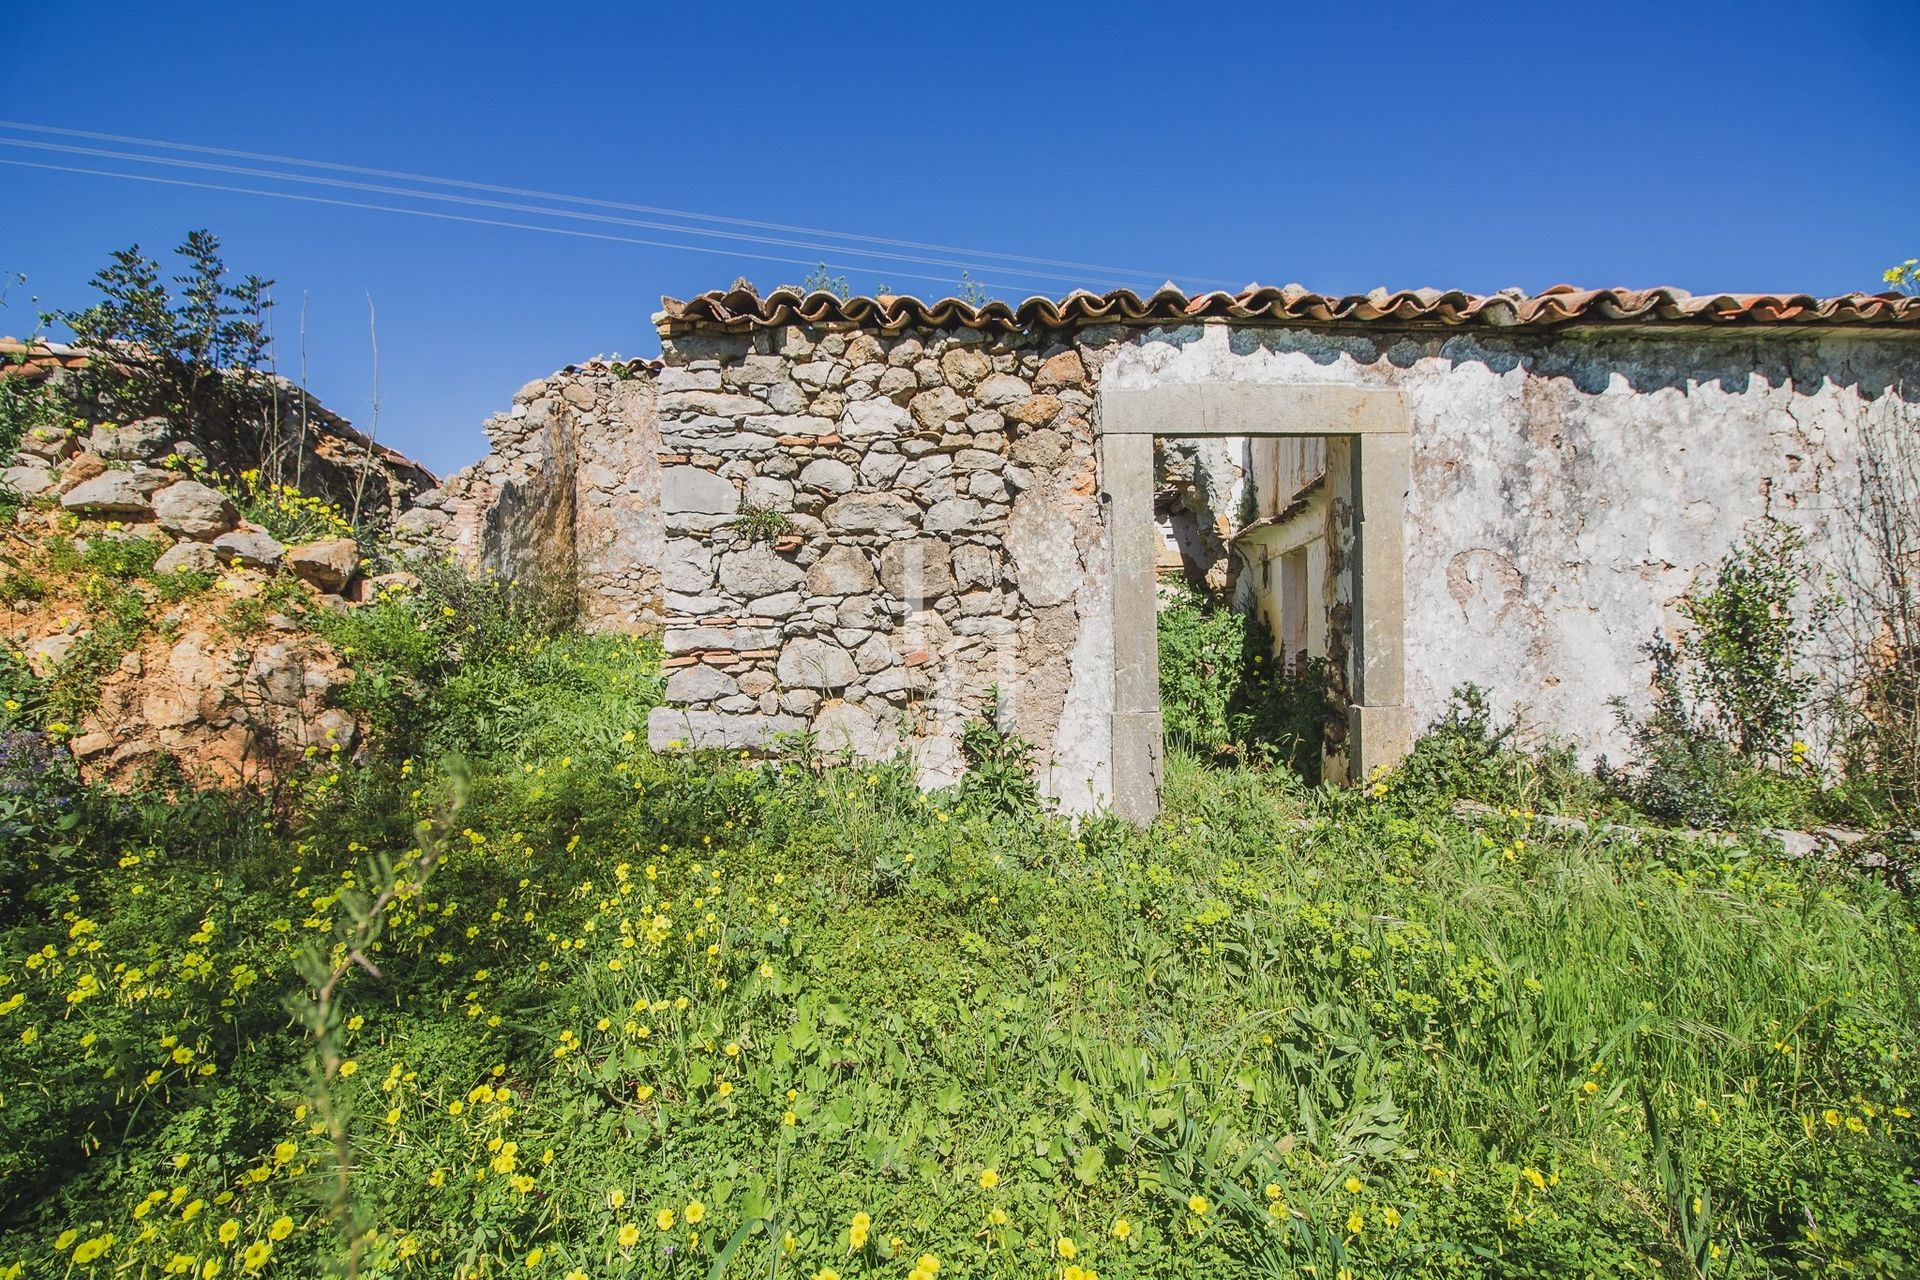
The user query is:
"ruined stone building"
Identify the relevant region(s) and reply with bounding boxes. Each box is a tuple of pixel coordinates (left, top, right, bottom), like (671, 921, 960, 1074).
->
(408, 284, 1920, 819)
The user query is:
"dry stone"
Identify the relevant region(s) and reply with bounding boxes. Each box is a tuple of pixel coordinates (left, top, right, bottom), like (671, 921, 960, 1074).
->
(842, 397, 912, 438)
(646, 707, 805, 751)
(285, 538, 359, 593)
(812, 700, 898, 757)
(661, 466, 739, 515)
(825, 493, 918, 532)
(776, 637, 857, 690)
(213, 529, 287, 569)
(799, 458, 856, 493)
(718, 544, 804, 598)
(660, 540, 716, 592)
(665, 663, 739, 702)
(3, 465, 54, 496)
(908, 387, 967, 430)
(924, 497, 982, 533)
(878, 539, 955, 599)
(88, 417, 173, 461)
(805, 545, 878, 596)
(1007, 489, 1083, 606)
(151, 480, 237, 540)
(154, 541, 218, 575)
(61, 472, 152, 515)
(975, 373, 1031, 406)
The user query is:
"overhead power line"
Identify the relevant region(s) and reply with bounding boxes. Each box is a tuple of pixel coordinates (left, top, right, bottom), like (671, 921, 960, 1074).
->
(0, 136, 1144, 291)
(0, 119, 1242, 291)
(0, 157, 1050, 296)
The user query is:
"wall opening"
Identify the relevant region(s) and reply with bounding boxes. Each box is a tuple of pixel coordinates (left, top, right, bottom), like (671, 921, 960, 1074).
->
(1098, 378, 1414, 823)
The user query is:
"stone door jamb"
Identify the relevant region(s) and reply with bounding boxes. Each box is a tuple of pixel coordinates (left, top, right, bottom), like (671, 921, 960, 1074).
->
(1096, 381, 1413, 823)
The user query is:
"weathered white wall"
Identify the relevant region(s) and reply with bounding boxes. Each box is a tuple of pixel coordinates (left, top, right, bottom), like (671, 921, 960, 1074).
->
(428, 315, 1913, 807)
(1091, 322, 1913, 759)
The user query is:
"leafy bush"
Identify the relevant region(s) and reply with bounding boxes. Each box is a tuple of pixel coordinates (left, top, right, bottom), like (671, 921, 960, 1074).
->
(53, 229, 271, 438)
(225, 468, 358, 545)
(1602, 526, 1857, 830)
(320, 558, 658, 762)
(1680, 521, 1820, 766)
(957, 688, 1039, 817)
(727, 503, 793, 544)
(1157, 585, 1328, 780)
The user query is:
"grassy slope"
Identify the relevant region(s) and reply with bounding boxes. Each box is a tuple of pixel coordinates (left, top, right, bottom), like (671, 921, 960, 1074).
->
(0, 634, 1917, 1280)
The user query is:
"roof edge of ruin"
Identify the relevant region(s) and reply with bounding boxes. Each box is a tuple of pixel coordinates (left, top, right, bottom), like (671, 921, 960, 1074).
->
(653, 283, 1920, 338)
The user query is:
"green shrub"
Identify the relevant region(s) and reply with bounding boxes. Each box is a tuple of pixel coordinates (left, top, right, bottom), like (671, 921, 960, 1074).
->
(321, 559, 658, 762)
(727, 503, 793, 544)
(1681, 521, 1820, 766)
(1157, 585, 1329, 781)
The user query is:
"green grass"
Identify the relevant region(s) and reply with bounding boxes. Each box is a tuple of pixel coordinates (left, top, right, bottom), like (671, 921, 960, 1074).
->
(0, 564, 1913, 1279)
(0, 713, 1914, 1278)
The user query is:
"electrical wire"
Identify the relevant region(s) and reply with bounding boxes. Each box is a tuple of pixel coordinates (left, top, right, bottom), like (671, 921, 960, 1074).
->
(0, 157, 1054, 296)
(0, 136, 1148, 291)
(0, 119, 1239, 290)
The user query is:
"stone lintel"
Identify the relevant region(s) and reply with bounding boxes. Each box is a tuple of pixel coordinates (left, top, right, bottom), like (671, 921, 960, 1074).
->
(1098, 383, 1409, 438)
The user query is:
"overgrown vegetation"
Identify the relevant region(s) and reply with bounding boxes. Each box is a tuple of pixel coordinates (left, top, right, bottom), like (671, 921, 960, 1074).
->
(1, 246, 1917, 1279)
(0, 565, 1915, 1278)
(1156, 585, 1328, 782)
(1601, 522, 1881, 831)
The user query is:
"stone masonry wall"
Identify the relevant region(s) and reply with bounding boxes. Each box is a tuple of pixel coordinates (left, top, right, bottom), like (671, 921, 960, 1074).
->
(407, 361, 666, 631)
(426, 312, 1916, 811)
(641, 326, 1109, 804)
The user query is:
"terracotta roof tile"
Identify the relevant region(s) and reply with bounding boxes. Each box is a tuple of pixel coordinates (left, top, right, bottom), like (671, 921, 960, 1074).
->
(658, 283, 1920, 335)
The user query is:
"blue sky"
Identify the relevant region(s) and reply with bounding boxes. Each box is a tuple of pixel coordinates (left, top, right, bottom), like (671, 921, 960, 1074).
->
(4, 2, 1915, 477)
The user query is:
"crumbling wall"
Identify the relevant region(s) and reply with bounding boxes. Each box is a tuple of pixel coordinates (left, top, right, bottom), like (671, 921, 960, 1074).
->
(641, 327, 1109, 806)
(407, 362, 665, 631)
(1106, 323, 1915, 761)
(423, 311, 1915, 806)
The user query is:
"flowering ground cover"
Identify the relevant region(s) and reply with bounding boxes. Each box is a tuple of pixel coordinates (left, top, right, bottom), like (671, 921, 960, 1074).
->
(0, 588, 1916, 1279)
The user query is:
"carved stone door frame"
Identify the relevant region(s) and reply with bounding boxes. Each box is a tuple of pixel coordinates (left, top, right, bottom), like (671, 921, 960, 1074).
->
(1097, 381, 1413, 823)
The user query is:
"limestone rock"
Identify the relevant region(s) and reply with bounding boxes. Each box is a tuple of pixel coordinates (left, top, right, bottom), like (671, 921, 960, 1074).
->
(799, 458, 856, 494)
(952, 544, 1000, 590)
(878, 538, 955, 599)
(154, 541, 219, 575)
(908, 387, 966, 430)
(806, 545, 878, 596)
(665, 663, 739, 702)
(661, 466, 739, 515)
(1007, 489, 1083, 606)
(88, 417, 173, 461)
(646, 707, 806, 751)
(742, 476, 795, 509)
(286, 537, 359, 593)
(923, 497, 982, 533)
(2, 465, 54, 496)
(938, 347, 991, 391)
(1006, 394, 1063, 426)
(842, 397, 912, 438)
(391, 506, 450, 539)
(812, 700, 899, 758)
(61, 471, 153, 515)
(718, 544, 804, 598)
(18, 424, 77, 464)
(660, 540, 716, 593)
(212, 529, 287, 569)
(776, 637, 858, 690)
(151, 480, 238, 540)
(975, 373, 1031, 406)
(1034, 350, 1089, 390)
(825, 492, 918, 533)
